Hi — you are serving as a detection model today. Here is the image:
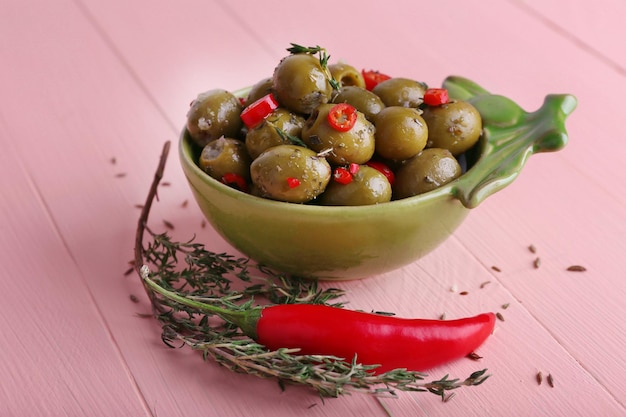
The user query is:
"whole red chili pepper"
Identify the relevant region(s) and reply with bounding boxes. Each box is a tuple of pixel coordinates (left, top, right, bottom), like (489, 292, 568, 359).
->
(256, 305, 495, 373)
(144, 277, 495, 374)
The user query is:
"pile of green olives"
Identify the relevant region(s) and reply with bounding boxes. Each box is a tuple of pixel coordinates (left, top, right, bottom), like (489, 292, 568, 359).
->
(186, 46, 482, 206)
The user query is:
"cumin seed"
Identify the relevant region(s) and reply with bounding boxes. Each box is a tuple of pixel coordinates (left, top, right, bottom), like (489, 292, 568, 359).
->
(496, 312, 505, 322)
(135, 204, 144, 209)
(201, 219, 207, 228)
(123, 267, 134, 276)
(501, 303, 510, 309)
(130, 294, 139, 303)
(459, 291, 469, 296)
(547, 373, 554, 387)
(161, 181, 171, 187)
(567, 265, 586, 272)
(115, 172, 127, 178)
(491, 266, 501, 272)
(528, 244, 537, 254)
(466, 352, 482, 361)
(533, 257, 541, 269)
(110, 157, 117, 165)
(480, 280, 492, 289)
(181, 199, 189, 208)
(536, 371, 543, 385)
(444, 392, 456, 403)
(163, 219, 175, 230)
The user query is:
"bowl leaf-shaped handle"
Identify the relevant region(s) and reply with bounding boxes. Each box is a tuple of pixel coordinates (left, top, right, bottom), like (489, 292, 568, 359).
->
(444, 76, 577, 209)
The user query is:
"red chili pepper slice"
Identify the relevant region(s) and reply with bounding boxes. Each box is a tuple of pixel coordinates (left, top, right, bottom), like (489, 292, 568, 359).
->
(348, 163, 360, 175)
(423, 88, 449, 106)
(362, 69, 392, 91)
(327, 103, 357, 132)
(365, 161, 395, 185)
(286, 177, 300, 188)
(333, 167, 353, 184)
(240, 93, 279, 129)
(221, 172, 248, 192)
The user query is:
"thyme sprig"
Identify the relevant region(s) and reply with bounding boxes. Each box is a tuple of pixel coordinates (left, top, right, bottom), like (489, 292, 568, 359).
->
(286, 43, 341, 90)
(133, 141, 491, 400)
(275, 126, 308, 148)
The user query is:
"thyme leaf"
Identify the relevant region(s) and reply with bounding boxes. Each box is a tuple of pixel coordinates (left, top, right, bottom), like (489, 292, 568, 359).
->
(275, 126, 308, 148)
(133, 141, 491, 399)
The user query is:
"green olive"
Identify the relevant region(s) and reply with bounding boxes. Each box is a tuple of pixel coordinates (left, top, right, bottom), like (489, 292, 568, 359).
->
(198, 137, 251, 181)
(422, 100, 482, 155)
(328, 63, 366, 89)
(272, 54, 334, 114)
(250, 145, 331, 203)
(332, 86, 385, 122)
(245, 108, 306, 159)
(301, 104, 375, 165)
(244, 77, 273, 106)
(319, 166, 391, 206)
(374, 106, 428, 161)
(371, 77, 427, 108)
(186, 89, 243, 147)
(393, 148, 462, 199)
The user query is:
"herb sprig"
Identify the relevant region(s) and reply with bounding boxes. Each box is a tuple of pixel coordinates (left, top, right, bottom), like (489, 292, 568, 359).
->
(287, 43, 341, 90)
(133, 141, 490, 400)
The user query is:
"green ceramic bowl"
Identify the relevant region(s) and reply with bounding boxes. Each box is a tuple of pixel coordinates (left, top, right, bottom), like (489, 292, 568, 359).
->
(180, 76, 576, 280)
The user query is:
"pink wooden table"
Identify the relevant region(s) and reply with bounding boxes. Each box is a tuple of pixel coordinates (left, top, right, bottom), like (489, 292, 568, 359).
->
(2, 0, 625, 415)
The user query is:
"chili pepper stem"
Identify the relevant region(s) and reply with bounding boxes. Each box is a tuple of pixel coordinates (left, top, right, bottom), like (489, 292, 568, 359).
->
(141, 266, 261, 339)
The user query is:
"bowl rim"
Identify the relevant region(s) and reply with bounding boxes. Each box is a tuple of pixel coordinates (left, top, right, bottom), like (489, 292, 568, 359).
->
(179, 129, 464, 214)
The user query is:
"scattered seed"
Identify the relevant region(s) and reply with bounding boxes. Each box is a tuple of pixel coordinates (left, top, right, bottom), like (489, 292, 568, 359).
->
(110, 157, 117, 165)
(449, 284, 458, 293)
(501, 303, 510, 310)
(567, 265, 586, 272)
(467, 352, 482, 361)
(528, 244, 537, 254)
(459, 291, 469, 296)
(201, 219, 207, 229)
(115, 172, 127, 178)
(134, 204, 144, 209)
(181, 199, 189, 208)
(491, 266, 501, 272)
(439, 313, 446, 320)
(163, 219, 175, 230)
(161, 181, 171, 187)
(130, 294, 139, 303)
(533, 257, 541, 269)
(307, 403, 317, 409)
(496, 312, 505, 322)
(536, 371, 543, 385)
(373, 311, 396, 316)
(547, 373, 554, 387)
(123, 267, 134, 276)
(480, 280, 492, 289)
(443, 392, 456, 403)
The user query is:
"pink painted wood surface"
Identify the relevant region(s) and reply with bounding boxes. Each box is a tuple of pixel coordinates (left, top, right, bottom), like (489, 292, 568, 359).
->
(1, 0, 624, 416)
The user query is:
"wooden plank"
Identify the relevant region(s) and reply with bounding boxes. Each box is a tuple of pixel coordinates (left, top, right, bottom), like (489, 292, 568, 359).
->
(0, 135, 149, 415)
(511, 0, 626, 72)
